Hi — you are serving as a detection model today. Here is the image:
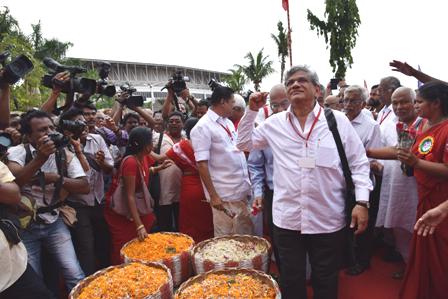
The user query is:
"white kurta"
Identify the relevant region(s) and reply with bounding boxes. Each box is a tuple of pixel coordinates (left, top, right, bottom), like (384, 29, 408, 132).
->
(375, 119, 419, 232)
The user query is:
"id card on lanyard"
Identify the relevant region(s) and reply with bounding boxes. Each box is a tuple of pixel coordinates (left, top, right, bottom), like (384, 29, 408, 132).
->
(288, 107, 322, 169)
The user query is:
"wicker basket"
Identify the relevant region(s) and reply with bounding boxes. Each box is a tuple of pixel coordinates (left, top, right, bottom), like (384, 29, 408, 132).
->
(121, 232, 195, 287)
(69, 262, 173, 299)
(174, 268, 281, 299)
(192, 234, 271, 274)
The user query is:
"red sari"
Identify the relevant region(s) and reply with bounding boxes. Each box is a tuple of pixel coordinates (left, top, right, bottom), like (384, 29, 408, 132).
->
(104, 155, 156, 265)
(400, 120, 448, 299)
(166, 140, 213, 242)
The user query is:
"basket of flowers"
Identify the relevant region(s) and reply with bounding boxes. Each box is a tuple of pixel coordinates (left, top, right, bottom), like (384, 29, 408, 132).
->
(174, 268, 280, 299)
(121, 232, 195, 287)
(191, 234, 271, 274)
(69, 262, 173, 299)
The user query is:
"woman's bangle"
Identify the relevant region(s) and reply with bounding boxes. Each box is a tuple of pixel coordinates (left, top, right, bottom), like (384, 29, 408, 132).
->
(136, 224, 144, 231)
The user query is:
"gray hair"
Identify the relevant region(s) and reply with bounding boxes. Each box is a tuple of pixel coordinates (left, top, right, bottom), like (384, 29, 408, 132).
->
(392, 86, 416, 102)
(380, 76, 401, 92)
(344, 85, 368, 103)
(284, 65, 320, 86)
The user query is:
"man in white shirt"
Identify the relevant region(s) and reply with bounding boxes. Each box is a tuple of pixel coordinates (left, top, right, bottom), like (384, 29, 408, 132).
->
(343, 85, 382, 275)
(191, 86, 253, 236)
(237, 66, 372, 299)
(7, 110, 89, 292)
(377, 76, 400, 142)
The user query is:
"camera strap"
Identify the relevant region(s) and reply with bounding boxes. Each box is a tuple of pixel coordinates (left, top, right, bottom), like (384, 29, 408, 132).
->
(25, 144, 68, 210)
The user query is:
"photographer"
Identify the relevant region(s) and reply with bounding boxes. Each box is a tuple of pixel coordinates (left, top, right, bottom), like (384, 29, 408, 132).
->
(0, 161, 54, 299)
(59, 107, 113, 276)
(6, 109, 89, 291)
(40, 71, 70, 116)
(162, 80, 198, 120)
(112, 91, 157, 130)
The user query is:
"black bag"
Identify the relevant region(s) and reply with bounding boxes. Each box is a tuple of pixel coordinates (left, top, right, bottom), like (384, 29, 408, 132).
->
(149, 133, 164, 209)
(324, 108, 357, 265)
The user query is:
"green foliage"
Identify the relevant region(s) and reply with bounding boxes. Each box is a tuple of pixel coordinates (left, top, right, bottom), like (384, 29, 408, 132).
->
(307, 0, 361, 79)
(222, 68, 247, 93)
(271, 21, 288, 83)
(0, 7, 75, 111)
(235, 48, 275, 91)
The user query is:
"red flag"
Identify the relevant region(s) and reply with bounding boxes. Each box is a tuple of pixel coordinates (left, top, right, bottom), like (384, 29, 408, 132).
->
(282, 0, 289, 11)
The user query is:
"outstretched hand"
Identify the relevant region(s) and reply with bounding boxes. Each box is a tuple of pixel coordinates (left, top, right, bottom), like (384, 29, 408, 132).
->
(414, 205, 448, 236)
(390, 60, 415, 77)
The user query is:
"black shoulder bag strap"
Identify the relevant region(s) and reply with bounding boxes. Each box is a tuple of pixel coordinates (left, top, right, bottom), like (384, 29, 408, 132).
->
(324, 108, 357, 265)
(324, 108, 356, 220)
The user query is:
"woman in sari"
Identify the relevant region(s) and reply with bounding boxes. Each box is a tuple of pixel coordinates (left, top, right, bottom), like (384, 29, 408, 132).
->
(155, 118, 213, 242)
(104, 127, 171, 264)
(396, 81, 448, 299)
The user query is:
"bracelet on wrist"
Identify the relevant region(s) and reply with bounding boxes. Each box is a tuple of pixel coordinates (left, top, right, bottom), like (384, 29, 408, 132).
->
(136, 224, 144, 231)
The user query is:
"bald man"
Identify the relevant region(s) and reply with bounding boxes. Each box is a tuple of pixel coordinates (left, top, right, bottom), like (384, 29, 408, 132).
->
(255, 84, 288, 124)
(324, 95, 343, 111)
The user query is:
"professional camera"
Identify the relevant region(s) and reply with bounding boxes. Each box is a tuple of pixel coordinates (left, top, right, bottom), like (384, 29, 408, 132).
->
(48, 132, 70, 148)
(0, 50, 34, 85)
(96, 61, 116, 97)
(119, 84, 144, 107)
(162, 71, 190, 94)
(59, 120, 86, 139)
(41, 57, 97, 95)
(208, 78, 222, 91)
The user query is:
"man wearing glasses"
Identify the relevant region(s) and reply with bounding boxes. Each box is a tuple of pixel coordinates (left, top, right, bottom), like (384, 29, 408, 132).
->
(343, 85, 382, 275)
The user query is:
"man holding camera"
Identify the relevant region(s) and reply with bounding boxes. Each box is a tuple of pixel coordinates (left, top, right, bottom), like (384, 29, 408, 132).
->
(6, 110, 89, 291)
(60, 107, 114, 276)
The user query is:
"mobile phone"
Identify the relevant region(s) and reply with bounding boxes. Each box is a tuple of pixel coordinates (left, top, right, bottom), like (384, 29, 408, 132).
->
(330, 78, 341, 90)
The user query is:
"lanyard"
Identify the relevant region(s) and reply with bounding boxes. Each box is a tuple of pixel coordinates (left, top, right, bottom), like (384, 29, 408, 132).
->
(218, 123, 233, 141)
(379, 109, 391, 125)
(288, 107, 322, 147)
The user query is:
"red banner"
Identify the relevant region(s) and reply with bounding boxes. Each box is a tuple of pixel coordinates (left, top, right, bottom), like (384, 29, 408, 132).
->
(282, 0, 289, 11)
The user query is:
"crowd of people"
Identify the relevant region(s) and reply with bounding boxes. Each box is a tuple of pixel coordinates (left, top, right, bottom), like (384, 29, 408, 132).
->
(0, 60, 447, 299)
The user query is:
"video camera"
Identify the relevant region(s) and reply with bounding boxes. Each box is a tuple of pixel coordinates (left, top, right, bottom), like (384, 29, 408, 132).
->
(96, 61, 116, 97)
(162, 71, 190, 94)
(119, 83, 144, 107)
(0, 50, 34, 85)
(42, 57, 97, 95)
(208, 78, 222, 91)
(59, 119, 87, 139)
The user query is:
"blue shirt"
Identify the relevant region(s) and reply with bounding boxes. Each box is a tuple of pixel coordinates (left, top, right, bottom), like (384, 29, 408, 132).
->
(248, 148, 274, 198)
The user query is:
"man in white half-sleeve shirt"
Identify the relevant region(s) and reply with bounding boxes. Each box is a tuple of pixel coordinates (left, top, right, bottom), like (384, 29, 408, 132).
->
(237, 66, 372, 299)
(343, 85, 382, 275)
(190, 86, 253, 237)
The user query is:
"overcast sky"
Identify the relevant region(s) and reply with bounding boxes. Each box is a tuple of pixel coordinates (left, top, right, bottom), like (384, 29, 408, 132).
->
(3, 0, 447, 91)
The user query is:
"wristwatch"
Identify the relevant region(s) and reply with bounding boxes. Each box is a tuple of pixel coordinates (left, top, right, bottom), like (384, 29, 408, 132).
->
(356, 201, 370, 209)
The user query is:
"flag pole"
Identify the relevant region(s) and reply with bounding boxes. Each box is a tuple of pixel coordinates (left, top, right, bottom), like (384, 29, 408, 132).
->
(286, 3, 292, 67)
(285, 1, 293, 67)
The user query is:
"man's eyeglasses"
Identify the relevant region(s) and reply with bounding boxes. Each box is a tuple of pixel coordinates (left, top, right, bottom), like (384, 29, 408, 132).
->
(271, 99, 289, 109)
(342, 98, 364, 105)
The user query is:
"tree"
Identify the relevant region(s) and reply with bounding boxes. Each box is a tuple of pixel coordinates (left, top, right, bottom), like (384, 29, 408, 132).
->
(222, 68, 247, 93)
(307, 0, 361, 79)
(271, 21, 289, 83)
(0, 6, 20, 41)
(235, 48, 274, 91)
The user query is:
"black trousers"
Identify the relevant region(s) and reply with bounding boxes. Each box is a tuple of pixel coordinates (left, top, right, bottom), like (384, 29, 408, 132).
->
(0, 263, 55, 299)
(70, 204, 111, 276)
(156, 203, 179, 232)
(352, 175, 382, 267)
(274, 226, 345, 299)
(264, 188, 282, 273)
